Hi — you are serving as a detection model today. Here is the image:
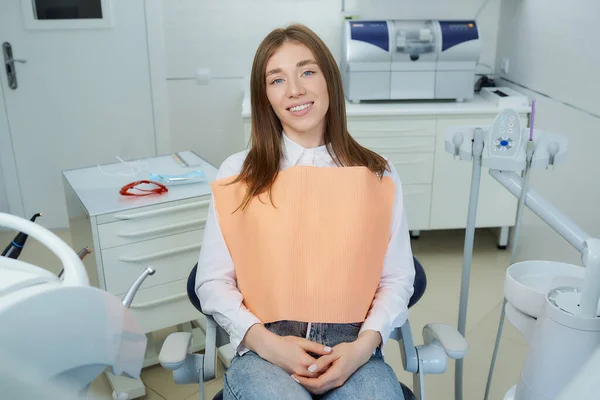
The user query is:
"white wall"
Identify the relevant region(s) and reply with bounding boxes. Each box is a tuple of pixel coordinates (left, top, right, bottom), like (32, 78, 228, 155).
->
(495, 0, 600, 264)
(0, 83, 20, 217)
(0, 91, 9, 213)
(0, 165, 9, 213)
(162, 0, 502, 167)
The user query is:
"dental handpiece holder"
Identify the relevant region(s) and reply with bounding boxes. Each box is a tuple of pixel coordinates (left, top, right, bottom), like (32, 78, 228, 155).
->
(445, 108, 568, 171)
(445, 109, 600, 400)
(0, 212, 153, 399)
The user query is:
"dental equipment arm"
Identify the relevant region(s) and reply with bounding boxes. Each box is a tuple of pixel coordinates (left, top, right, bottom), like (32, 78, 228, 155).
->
(489, 170, 589, 252)
(446, 107, 600, 400)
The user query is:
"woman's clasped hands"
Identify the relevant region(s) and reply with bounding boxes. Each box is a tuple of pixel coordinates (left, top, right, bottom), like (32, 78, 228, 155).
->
(291, 330, 382, 395)
(245, 324, 382, 395)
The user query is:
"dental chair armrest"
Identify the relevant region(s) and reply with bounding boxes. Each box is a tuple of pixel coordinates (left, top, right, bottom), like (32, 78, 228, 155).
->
(159, 332, 193, 371)
(390, 321, 419, 373)
(423, 323, 468, 360)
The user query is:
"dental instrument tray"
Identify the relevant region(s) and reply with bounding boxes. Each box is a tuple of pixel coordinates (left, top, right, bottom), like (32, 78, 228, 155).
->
(149, 170, 206, 186)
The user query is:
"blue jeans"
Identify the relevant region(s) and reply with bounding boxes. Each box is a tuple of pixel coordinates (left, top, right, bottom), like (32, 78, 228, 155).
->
(223, 321, 405, 399)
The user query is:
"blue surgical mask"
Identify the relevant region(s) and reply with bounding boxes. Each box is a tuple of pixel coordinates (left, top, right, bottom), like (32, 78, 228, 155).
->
(149, 170, 206, 186)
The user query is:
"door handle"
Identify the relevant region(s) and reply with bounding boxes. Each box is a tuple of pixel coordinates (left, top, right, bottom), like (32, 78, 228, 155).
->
(3, 42, 27, 90)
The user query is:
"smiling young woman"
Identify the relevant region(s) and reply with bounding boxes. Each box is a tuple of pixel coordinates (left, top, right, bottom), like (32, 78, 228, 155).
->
(195, 24, 415, 399)
(232, 24, 391, 211)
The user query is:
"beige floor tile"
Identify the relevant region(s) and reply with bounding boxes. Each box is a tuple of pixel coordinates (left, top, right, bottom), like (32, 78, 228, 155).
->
(141, 364, 199, 400)
(88, 372, 166, 400)
(411, 229, 513, 333)
(87, 373, 114, 400)
(143, 358, 226, 400)
(185, 377, 224, 400)
(474, 301, 528, 346)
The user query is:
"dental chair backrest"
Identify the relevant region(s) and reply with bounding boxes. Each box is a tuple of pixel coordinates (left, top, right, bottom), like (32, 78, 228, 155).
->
(0, 212, 148, 399)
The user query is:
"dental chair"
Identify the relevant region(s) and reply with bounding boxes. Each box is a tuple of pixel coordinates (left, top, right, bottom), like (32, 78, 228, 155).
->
(0, 212, 151, 400)
(159, 257, 469, 400)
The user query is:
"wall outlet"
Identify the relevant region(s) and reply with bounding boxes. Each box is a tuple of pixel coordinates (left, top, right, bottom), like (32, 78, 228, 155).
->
(501, 58, 510, 74)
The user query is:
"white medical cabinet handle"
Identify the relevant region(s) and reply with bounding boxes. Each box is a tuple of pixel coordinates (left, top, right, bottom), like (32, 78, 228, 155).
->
(116, 218, 207, 238)
(119, 244, 202, 263)
(0, 212, 88, 287)
(113, 200, 210, 220)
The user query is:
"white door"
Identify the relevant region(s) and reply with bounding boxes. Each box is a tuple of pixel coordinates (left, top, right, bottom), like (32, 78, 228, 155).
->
(0, 166, 10, 214)
(0, 0, 157, 229)
(0, 91, 13, 215)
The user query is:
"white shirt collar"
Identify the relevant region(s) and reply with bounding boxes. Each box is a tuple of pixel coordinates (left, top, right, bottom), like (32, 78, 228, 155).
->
(281, 132, 336, 166)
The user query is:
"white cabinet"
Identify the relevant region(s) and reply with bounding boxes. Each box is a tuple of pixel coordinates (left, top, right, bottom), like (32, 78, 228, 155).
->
(241, 94, 531, 244)
(62, 151, 216, 332)
(62, 151, 216, 398)
(346, 116, 436, 231)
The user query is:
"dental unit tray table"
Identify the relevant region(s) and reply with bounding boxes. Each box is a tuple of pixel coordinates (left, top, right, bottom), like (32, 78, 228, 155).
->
(62, 150, 218, 399)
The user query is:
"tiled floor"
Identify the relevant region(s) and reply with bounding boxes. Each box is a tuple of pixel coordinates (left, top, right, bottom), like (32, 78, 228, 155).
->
(2, 228, 529, 399)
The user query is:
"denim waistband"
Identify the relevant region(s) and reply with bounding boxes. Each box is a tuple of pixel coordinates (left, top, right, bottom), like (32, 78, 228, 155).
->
(263, 320, 362, 349)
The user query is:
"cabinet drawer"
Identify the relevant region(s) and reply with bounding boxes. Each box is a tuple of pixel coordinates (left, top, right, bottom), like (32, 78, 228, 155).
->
(102, 229, 204, 295)
(98, 199, 210, 249)
(403, 184, 431, 230)
(383, 153, 434, 184)
(120, 279, 201, 333)
(348, 118, 435, 137)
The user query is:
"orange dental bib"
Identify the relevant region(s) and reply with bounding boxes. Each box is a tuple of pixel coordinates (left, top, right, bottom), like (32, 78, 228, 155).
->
(211, 166, 395, 324)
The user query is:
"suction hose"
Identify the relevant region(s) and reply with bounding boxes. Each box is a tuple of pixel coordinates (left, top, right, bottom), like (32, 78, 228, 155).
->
(483, 138, 535, 400)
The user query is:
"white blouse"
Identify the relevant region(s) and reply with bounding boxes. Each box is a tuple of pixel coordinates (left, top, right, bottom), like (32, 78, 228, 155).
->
(196, 133, 416, 355)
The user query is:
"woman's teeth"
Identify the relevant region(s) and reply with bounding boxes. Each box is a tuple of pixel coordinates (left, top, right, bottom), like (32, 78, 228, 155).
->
(289, 103, 312, 112)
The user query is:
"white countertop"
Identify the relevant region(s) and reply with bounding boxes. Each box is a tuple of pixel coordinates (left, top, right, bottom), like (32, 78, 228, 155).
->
(241, 92, 531, 118)
(62, 151, 218, 216)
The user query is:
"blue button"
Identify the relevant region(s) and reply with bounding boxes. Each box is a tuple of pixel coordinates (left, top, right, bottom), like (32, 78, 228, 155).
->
(500, 140, 509, 146)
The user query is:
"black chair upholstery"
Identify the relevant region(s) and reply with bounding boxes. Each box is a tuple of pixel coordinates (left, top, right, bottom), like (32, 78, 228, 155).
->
(187, 257, 426, 400)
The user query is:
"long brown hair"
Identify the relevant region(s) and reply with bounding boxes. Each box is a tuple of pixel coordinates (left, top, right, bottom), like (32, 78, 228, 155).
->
(231, 24, 389, 211)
